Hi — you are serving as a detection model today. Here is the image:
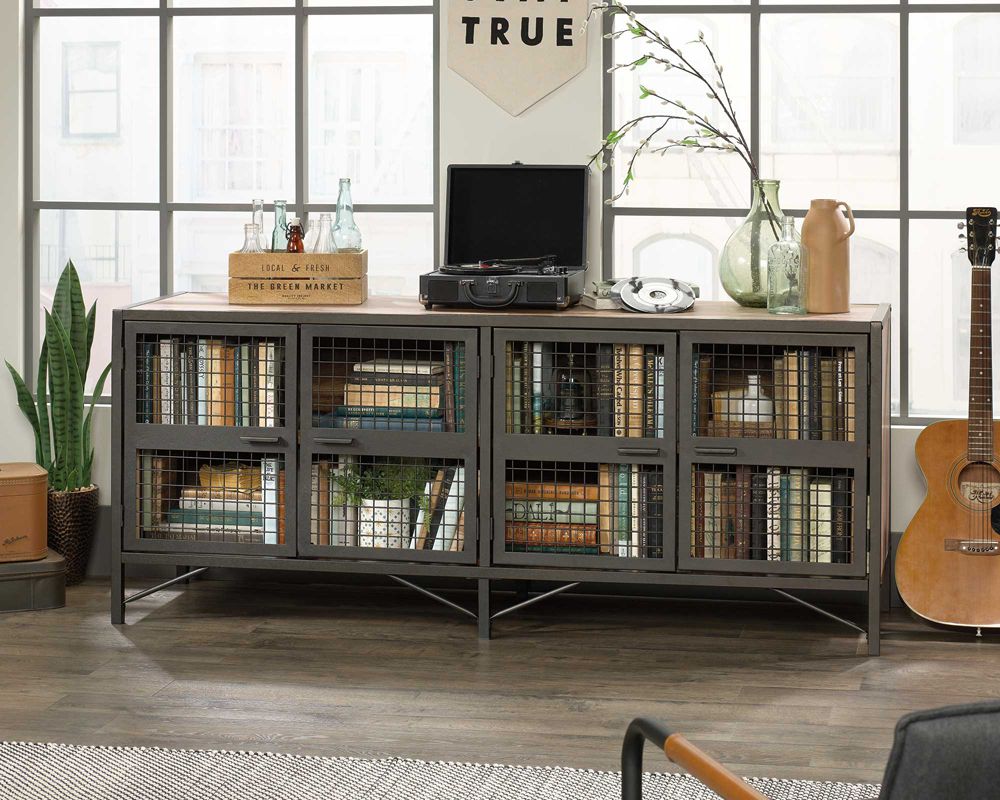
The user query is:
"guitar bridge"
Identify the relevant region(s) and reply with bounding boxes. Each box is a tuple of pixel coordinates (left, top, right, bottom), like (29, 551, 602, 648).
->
(944, 539, 1000, 555)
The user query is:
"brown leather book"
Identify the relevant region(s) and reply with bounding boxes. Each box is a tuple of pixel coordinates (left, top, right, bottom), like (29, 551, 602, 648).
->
(277, 469, 286, 546)
(735, 465, 752, 560)
(598, 463, 613, 554)
(505, 521, 599, 548)
(505, 482, 600, 501)
(627, 344, 644, 438)
(693, 469, 705, 558)
(222, 346, 236, 426)
(720, 473, 738, 559)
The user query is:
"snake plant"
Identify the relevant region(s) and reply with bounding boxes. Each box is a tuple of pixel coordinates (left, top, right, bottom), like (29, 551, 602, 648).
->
(6, 261, 112, 492)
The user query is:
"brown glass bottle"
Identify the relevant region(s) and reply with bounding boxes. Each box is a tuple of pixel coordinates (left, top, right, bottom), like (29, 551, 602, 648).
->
(285, 217, 305, 253)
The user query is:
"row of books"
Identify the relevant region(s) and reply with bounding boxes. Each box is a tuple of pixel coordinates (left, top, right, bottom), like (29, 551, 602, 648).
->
(691, 467, 853, 563)
(138, 338, 282, 426)
(310, 459, 465, 550)
(693, 348, 856, 441)
(504, 468, 663, 557)
(504, 342, 666, 437)
(136, 456, 284, 544)
(314, 347, 466, 432)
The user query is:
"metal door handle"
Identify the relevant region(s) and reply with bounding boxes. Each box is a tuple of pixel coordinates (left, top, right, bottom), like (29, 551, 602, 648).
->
(316, 437, 355, 446)
(693, 446, 738, 456)
(617, 447, 660, 457)
(240, 436, 280, 445)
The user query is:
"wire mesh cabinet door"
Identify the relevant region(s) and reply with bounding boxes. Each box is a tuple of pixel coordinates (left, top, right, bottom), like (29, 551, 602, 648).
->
(123, 321, 299, 556)
(678, 330, 869, 577)
(490, 328, 677, 571)
(299, 324, 479, 564)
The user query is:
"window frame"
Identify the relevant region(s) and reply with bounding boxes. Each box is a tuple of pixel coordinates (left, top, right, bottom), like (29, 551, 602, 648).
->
(24, 0, 440, 403)
(600, 2, 1000, 427)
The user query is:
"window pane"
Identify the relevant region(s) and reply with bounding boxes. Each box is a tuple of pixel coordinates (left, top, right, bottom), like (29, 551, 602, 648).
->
(38, 18, 158, 201)
(308, 15, 433, 205)
(760, 14, 900, 210)
(612, 215, 737, 300)
(34, 1, 157, 7)
(172, 0, 292, 6)
(908, 219, 986, 417)
(610, 14, 751, 209)
(849, 219, 900, 414)
(39, 210, 160, 394)
(174, 210, 296, 293)
(910, 14, 1000, 209)
(173, 17, 295, 203)
(353, 212, 434, 297)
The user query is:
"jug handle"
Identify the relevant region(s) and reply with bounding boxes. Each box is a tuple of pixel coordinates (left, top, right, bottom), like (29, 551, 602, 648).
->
(837, 201, 855, 240)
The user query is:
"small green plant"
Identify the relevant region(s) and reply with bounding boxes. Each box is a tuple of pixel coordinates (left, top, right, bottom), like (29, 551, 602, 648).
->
(333, 460, 434, 510)
(6, 261, 112, 492)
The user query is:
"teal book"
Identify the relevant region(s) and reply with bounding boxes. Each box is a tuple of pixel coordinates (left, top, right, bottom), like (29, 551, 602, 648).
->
(617, 464, 630, 556)
(164, 508, 263, 528)
(779, 474, 790, 561)
(333, 405, 443, 419)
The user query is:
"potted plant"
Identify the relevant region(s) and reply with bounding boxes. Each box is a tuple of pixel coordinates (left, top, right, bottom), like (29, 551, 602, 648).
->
(333, 460, 432, 548)
(589, 0, 788, 307)
(6, 261, 111, 584)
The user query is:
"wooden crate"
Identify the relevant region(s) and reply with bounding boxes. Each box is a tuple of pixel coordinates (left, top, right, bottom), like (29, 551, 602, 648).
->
(228, 275, 368, 305)
(228, 250, 367, 280)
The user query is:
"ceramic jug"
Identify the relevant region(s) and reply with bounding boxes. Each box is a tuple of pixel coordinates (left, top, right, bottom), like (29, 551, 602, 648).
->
(802, 199, 855, 314)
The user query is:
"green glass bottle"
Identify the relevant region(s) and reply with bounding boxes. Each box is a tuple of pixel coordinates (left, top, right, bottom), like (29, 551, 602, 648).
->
(767, 215, 808, 315)
(270, 200, 288, 252)
(333, 179, 363, 252)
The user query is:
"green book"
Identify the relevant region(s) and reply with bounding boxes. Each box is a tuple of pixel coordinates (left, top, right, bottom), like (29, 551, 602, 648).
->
(617, 464, 630, 557)
(164, 508, 263, 528)
(333, 405, 443, 419)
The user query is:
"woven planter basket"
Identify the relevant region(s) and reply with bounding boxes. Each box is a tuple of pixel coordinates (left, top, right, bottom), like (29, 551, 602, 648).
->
(47, 485, 98, 585)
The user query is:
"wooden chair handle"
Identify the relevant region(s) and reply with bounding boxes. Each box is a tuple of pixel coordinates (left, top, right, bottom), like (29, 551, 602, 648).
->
(665, 733, 769, 800)
(621, 718, 769, 800)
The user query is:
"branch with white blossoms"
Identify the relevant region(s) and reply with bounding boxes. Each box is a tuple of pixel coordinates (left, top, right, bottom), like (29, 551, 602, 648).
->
(587, 0, 761, 204)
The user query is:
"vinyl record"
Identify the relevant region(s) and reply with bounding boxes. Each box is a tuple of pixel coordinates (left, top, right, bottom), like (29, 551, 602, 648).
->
(610, 277, 696, 313)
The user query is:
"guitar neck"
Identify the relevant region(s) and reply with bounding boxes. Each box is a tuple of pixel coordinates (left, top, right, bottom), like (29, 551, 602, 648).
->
(969, 240, 995, 461)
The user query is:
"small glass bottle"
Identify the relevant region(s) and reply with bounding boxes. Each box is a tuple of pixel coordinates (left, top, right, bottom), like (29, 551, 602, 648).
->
(767, 215, 807, 315)
(271, 200, 288, 252)
(313, 212, 335, 253)
(303, 219, 320, 254)
(252, 199, 266, 250)
(286, 217, 305, 253)
(554, 353, 590, 422)
(333, 178, 363, 252)
(238, 223, 264, 254)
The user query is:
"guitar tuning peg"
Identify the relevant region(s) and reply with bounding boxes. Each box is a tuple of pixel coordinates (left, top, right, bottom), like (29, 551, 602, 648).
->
(958, 222, 966, 229)
(959, 233, 967, 239)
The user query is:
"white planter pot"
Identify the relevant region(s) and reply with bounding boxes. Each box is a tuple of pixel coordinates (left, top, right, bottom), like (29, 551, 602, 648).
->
(357, 497, 412, 548)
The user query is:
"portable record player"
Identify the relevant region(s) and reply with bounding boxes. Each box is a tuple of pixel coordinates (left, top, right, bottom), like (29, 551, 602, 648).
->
(420, 164, 588, 310)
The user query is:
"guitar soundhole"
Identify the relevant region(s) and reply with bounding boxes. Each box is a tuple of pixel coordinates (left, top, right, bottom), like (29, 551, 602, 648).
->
(956, 462, 1000, 535)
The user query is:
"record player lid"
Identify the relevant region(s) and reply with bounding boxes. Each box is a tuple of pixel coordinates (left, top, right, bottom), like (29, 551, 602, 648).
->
(444, 164, 587, 268)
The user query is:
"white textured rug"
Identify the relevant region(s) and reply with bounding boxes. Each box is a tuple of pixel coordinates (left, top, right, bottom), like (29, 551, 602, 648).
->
(0, 741, 881, 799)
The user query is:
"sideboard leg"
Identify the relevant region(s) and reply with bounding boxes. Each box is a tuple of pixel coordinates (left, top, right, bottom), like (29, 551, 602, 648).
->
(478, 578, 492, 640)
(868, 572, 881, 657)
(111, 562, 125, 625)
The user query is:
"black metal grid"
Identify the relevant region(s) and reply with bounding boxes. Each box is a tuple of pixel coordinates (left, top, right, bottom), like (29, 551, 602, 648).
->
(690, 463, 854, 564)
(503, 459, 664, 559)
(503, 340, 666, 437)
(135, 333, 285, 427)
(312, 336, 466, 433)
(310, 453, 466, 551)
(135, 449, 285, 545)
(692, 343, 857, 441)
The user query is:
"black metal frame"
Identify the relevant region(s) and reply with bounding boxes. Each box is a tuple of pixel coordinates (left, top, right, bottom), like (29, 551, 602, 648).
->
(111, 296, 889, 653)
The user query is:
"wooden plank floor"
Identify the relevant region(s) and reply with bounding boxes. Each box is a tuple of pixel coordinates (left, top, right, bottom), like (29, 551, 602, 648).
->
(0, 578, 996, 784)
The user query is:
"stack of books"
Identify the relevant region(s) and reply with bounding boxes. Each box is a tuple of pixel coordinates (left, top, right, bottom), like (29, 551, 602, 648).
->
(138, 337, 282, 426)
(504, 465, 663, 558)
(137, 456, 284, 545)
(315, 347, 465, 432)
(691, 466, 852, 563)
(692, 346, 855, 441)
(505, 342, 666, 437)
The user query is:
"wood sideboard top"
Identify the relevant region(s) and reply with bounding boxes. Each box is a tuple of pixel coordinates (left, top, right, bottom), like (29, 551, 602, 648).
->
(120, 292, 890, 331)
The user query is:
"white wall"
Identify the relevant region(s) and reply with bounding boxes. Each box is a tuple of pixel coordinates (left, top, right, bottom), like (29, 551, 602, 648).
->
(0, 0, 930, 534)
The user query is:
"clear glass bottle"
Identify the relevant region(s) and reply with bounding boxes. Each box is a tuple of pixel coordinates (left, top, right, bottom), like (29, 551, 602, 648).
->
(767, 215, 807, 315)
(238, 223, 264, 254)
(252, 199, 265, 249)
(286, 216, 305, 253)
(313, 212, 335, 253)
(554, 353, 590, 422)
(332, 178, 363, 252)
(303, 219, 320, 254)
(271, 200, 288, 252)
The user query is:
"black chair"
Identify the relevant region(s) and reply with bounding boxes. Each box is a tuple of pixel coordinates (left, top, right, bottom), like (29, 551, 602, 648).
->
(622, 700, 1000, 800)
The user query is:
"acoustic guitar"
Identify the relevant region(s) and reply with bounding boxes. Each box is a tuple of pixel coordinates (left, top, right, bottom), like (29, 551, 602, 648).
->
(896, 207, 1000, 632)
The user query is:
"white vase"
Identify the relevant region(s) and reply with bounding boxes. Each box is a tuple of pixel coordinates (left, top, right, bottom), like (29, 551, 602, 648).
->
(357, 498, 412, 548)
(714, 374, 774, 424)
